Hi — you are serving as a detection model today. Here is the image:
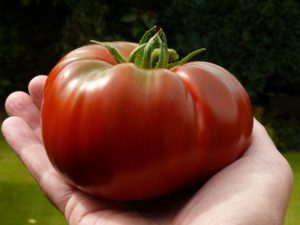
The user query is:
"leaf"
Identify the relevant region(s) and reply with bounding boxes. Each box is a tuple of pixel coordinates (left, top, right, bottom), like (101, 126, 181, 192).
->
(121, 13, 137, 23)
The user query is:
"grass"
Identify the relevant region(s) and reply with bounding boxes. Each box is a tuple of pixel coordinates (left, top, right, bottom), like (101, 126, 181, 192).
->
(0, 139, 66, 225)
(283, 152, 300, 225)
(0, 138, 299, 225)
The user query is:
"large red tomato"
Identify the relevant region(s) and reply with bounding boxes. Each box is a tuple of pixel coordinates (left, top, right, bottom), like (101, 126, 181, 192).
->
(41, 28, 253, 201)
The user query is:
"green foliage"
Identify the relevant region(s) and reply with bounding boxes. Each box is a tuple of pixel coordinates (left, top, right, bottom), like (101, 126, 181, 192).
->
(121, 8, 157, 38)
(0, 0, 69, 100)
(57, 1, 108, 53)
(1, 0, 299, 102)
(102, 0, 166, 41)
(254, 105, 300, 152)
(161, 0, 300, 101)
(265, 115, 300, 152)
(0, 0, 107, 102)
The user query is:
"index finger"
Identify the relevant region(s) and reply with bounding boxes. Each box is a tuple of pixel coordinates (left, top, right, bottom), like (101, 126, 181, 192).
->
(28, 75, 47, 109)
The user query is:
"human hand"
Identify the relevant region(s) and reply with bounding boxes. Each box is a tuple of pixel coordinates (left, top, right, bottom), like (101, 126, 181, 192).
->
(2, 75, 293, 225)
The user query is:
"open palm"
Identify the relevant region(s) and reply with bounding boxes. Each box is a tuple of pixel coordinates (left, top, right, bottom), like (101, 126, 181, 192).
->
(2, 75, 293, 225)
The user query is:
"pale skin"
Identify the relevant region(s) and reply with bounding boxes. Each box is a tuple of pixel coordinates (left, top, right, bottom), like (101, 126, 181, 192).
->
(1, 75, 293, 225)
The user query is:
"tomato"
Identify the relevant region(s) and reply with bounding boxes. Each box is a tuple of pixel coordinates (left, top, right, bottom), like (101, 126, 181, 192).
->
(41, 27, 253, 201)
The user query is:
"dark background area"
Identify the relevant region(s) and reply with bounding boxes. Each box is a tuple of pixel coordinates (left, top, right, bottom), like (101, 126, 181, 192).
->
(1, 0, 300, 151)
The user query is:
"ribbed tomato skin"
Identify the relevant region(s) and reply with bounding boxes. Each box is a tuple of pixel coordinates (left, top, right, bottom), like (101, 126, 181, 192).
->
(41, 42, 253, 201)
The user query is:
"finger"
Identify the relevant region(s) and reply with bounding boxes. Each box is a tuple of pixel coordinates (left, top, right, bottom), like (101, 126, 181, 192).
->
(174, 118, 293, 225)
(1, 116, 50, 179)
(5, 91, 40, 132)
(243, 119, 277, 157)
(1, 116, 72, 212)
(28, 75, 47, 109)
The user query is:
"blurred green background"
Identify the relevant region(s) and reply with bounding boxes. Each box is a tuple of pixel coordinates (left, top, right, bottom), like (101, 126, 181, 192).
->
(0, 0, 299, 224)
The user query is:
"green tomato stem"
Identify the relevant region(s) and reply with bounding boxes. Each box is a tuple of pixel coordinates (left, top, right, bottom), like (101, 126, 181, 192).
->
(90, 26, 205, 69)
(155, 34, 168, 68)
(168, 48, 206, 69)
(151, 49, 179, 64)
(128, 43, 146, 65)
(139, 26, 159, 44)
(90, 40, 126, 63)
(142, 33, 159, 68)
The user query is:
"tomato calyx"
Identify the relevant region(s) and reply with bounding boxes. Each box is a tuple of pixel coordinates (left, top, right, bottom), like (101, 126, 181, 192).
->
(90, 26, 206, 69)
